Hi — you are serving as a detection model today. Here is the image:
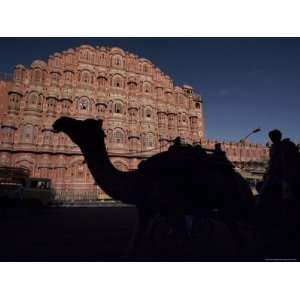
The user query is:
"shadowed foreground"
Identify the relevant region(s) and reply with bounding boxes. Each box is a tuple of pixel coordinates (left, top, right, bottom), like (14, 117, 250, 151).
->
(1, 205, 300, 261)
(0, 206, 261, 262)
(0, 207, 136, 262)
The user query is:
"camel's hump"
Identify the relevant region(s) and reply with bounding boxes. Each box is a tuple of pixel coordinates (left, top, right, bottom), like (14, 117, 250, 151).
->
(137, 147, 200, 172)
(138, 146, 234, 173)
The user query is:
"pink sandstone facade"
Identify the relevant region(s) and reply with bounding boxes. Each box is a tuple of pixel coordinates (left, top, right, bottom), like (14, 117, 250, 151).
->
(0, 45, 268, 199)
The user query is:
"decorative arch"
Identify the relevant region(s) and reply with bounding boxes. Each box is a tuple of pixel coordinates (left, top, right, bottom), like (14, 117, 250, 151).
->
(98, 52, 107, 65)
(143, 81, 152, 94)
(20, 124, 34, 143)
(127, 80, 137, 91)
(112, 74, 124, 88)
(113, 100, 124, 114)
(1, 126, 16, 144)
(112, 54, 124, 68)
(27, 91, 39, 105)
(46, 96, 58, 114)
(8, 92, 21, 111)
(50, 72, 61, 86)
(68, 159, 86, 180)
(144, 132, 155, 148)
(80, 70, 92, 84)
(112, 128, 125, 144)
(0, 153, 11, 166)
(42, 129, 53, 146)
(64, 70, 73, 84)
(97, 75, 107, 88)
(143, 64, 149, 73)
(77, 97, 92, 113)
(96, 103, 106, 115)
(32, 69, 42, 83)
(145, 106, 153, 119)
(14, 159, 34, 175)
(181, 113, 188, 124)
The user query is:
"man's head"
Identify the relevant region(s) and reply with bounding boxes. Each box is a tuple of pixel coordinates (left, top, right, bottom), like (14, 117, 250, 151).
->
(173, 137, 182, 145)
(268, 129, 282, 144)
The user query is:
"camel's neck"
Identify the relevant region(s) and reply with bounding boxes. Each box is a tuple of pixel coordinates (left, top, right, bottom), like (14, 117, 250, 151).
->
(80, 137, 137, 203)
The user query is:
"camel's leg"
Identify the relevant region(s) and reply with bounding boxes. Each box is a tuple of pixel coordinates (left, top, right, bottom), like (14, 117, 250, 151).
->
(127, 208, 153, 259)
(168, 213, 191, 240)
(223, 217, 246, 259)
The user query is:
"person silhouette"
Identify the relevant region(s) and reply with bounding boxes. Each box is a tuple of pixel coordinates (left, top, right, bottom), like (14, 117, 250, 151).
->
(213, 143, 226, 160)
(211, 143, 234, 169)
(264, 129, 299, 201)
(193, 143, 207, 157)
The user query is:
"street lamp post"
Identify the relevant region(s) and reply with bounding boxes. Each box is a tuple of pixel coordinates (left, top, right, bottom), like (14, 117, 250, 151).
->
(239, 127, 261, 169)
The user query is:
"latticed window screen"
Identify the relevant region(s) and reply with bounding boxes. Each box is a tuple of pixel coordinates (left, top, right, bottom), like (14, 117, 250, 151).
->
(114, 130, 124, 144)
(145, 133, 154, 147)
(115, 103, 123, 113)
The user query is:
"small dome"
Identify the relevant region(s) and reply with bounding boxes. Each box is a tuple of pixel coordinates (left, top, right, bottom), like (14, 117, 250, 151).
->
(31, 59, 47, 69)
(110, 47, 125, 56)
(64, 48, 75, 54)
(139, 58, 151, 64)
(15, 64, 26, 69)
(78, 44, 95, 51)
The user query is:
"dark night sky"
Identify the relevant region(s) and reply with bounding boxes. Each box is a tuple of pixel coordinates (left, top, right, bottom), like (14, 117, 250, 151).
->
(0, 37, 299, 145)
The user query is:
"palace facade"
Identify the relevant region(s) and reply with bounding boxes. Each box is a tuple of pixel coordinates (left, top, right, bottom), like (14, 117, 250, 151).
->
(0, 45, 268, 199)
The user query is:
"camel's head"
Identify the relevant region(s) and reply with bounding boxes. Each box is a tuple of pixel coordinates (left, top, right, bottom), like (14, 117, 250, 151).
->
(53, 117, 106, 147)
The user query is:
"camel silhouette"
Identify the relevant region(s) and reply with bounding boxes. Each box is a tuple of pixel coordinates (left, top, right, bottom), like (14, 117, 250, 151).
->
(53, 117, 255, 257)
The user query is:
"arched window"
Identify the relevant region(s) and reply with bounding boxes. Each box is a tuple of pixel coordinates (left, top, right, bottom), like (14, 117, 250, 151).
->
(114, 102, 123, 114)
(61, 100, 71, 114)
(113, 55, 123, 68)
(64, 71, 73, 84)
(14, 69, 23, 81)
(98, 76, 107, 87)
(80, 50, 89, 61)
(113, 75, 123, 88)
(159, 112, 165, 122)
(29, 93, 38, 104)
(81, 71, 90, 84)
(143, 82, 152, 94)
(21, 124, 34, 143)
(129, 108, 138, 122)
(156, 87, 163, 97)
(78, 97, 90, 112)
(9, 93, 21, 111)
(97, 104, 106, 114)
(145, 107, 152, 118)
(43, 130, 53, 145)
(144, 133, 155, 148)
(143, 65, 148, 73)
(65, 55, 72, 65)
(113, 129, 124, 144)
(33, 69, 42, 83)
(58, 133, 66, 146)
(99, 53, 106, 65)
(128, 82, 136, 91)
(51, 72, 60, 86)
(46, 98, 57, 113)
(2, 127, 14, 144)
